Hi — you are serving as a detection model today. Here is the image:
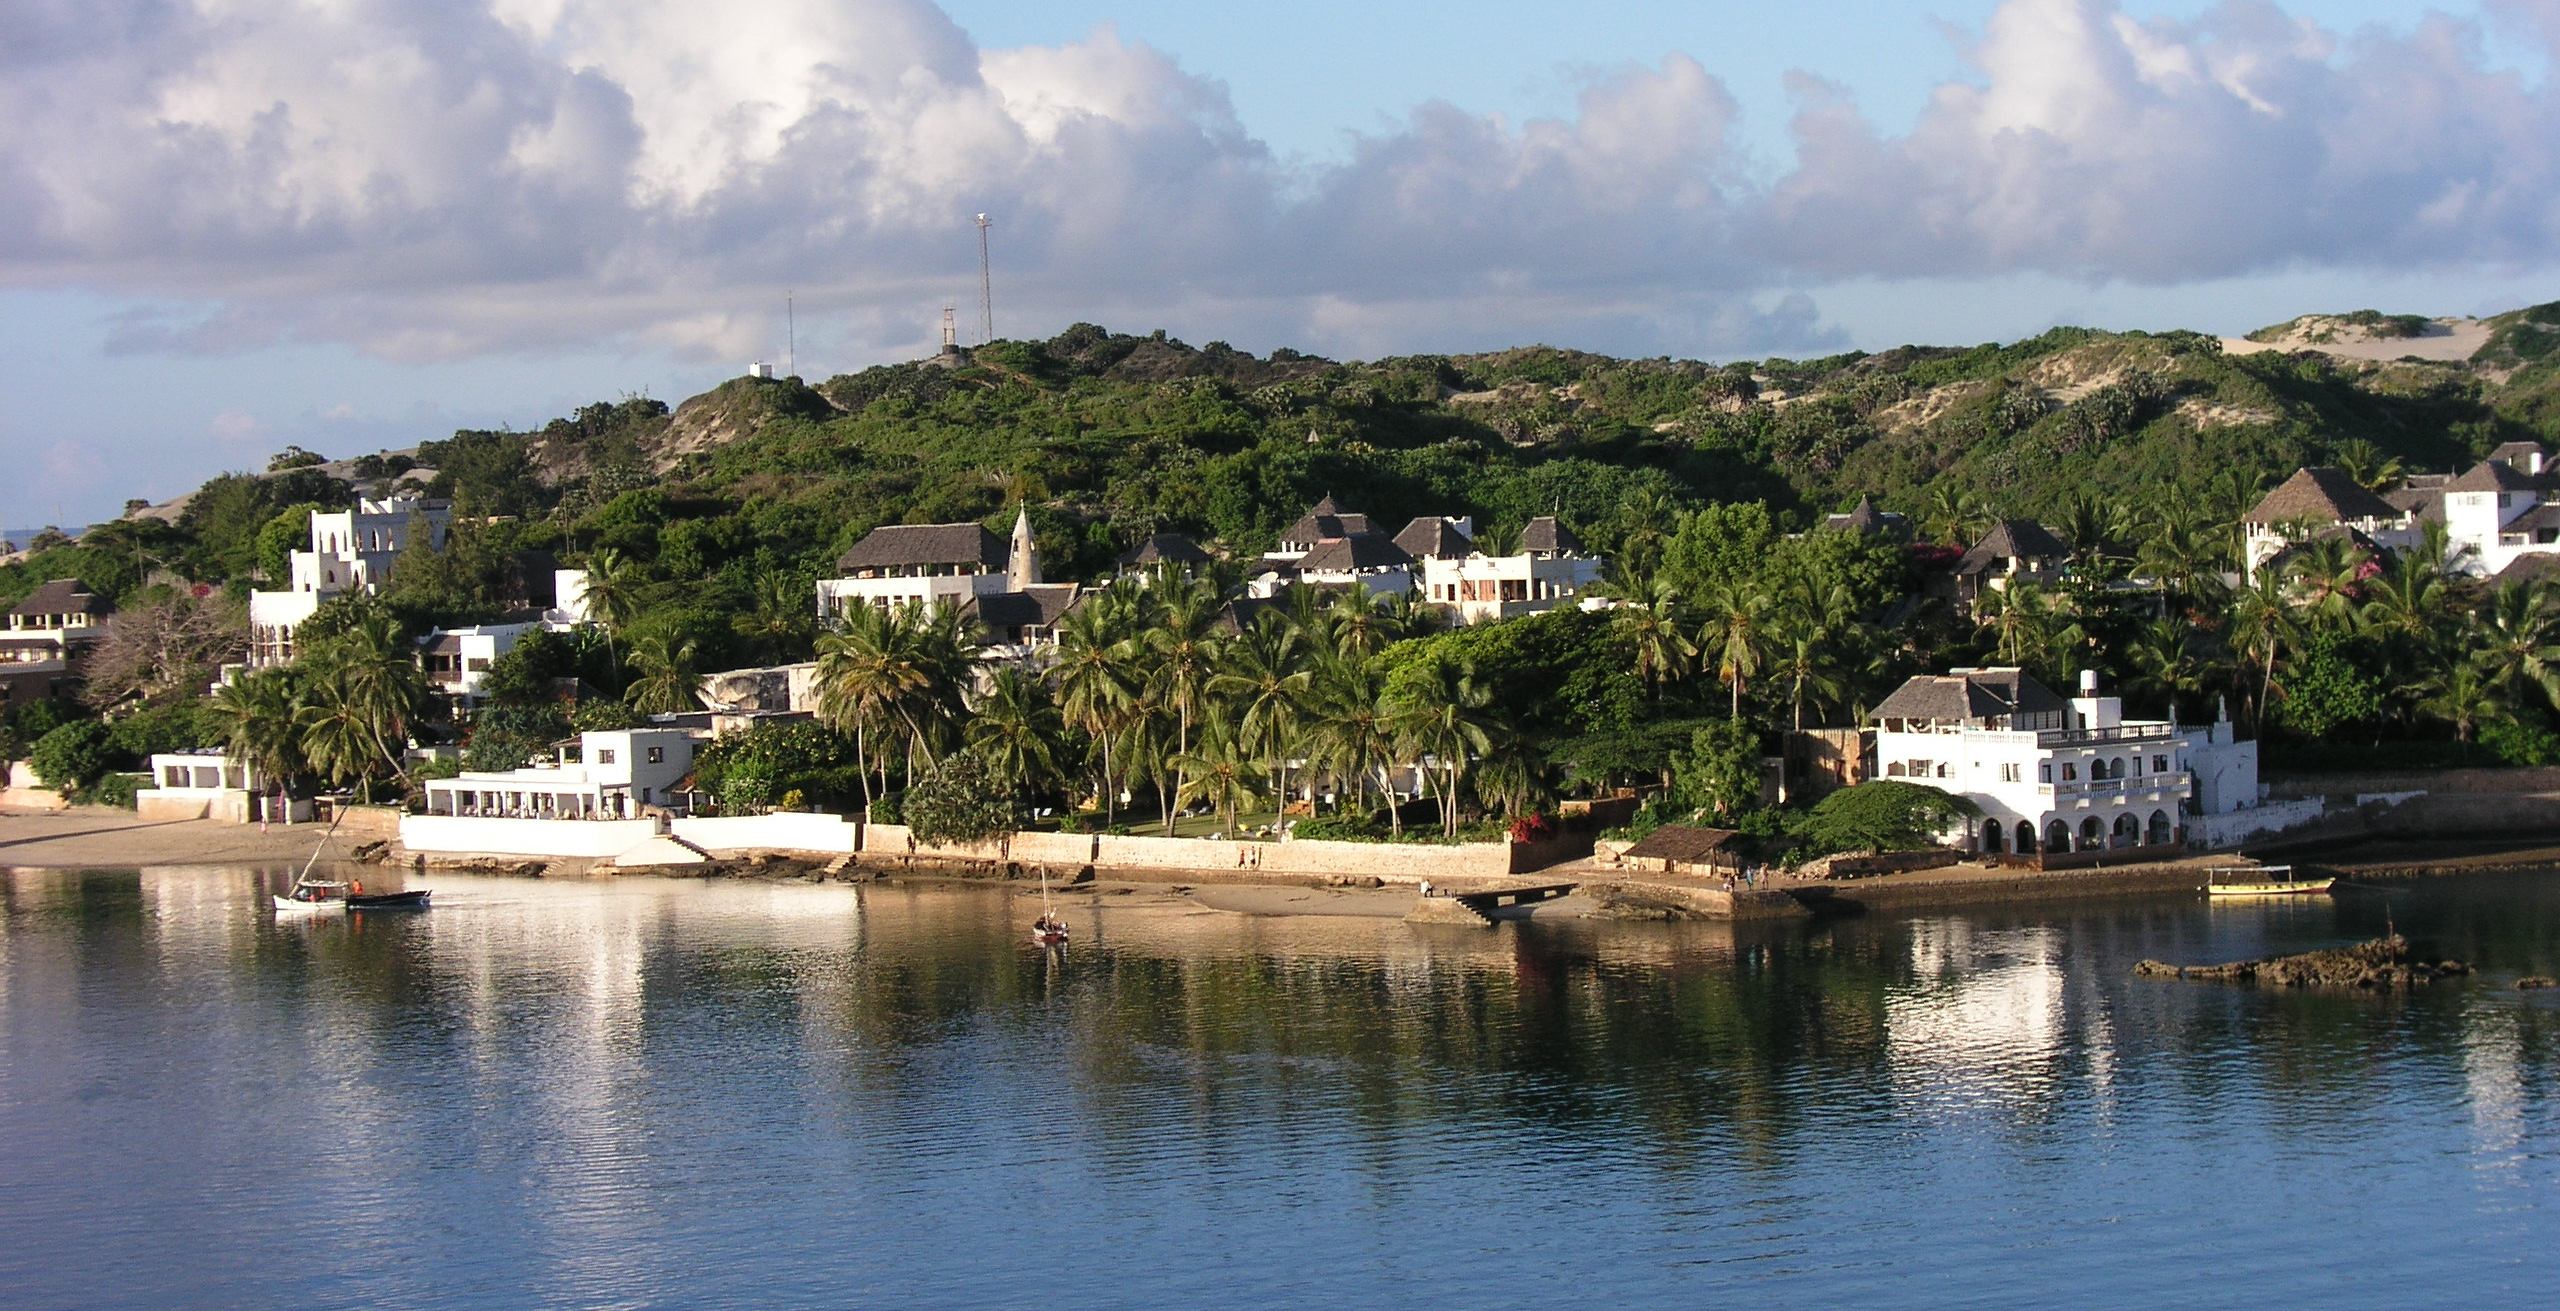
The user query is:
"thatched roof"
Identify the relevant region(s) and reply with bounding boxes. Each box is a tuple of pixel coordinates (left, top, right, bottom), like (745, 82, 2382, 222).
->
(1872, 668, 2067, 723)
(1296, 532, 1413, 572)
(836, 523, 1006, 572)
(1279, 494, 1372, 544)
(7, 579, 110, 619)
(1394, 517, 1473, 560)
(1621, 825, 1745, 863)
(1520, 515, 1584, 554)
(964, 584, 1080, 630)
(1954, 520, 2070, 575)
(2242, 467, 2402, 525)
(1118, 533, 1212, 567)
(2445, 459, 2541, 494)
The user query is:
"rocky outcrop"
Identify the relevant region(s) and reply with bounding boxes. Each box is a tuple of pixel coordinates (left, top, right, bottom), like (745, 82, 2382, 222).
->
(2136, 936, 2470, 988)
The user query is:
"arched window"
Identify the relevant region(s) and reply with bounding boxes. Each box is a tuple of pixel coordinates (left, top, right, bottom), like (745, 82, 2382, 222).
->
(2062, 763, 2078, 781)
(2017, 820, 2038, 853)
(2047, 820, 2073, 852)
(2147, 810, 2173, 845)
(2080, 816, 2105, 848)
(1982, 820, 2005, 854)
(2112, 813, 2138, 848)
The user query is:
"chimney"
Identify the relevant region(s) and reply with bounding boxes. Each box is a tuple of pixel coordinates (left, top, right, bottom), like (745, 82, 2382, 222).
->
(2079, 669, 2099, 695)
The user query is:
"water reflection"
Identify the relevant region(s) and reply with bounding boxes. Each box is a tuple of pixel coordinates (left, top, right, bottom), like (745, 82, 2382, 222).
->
(3, 866, 2558, 1310)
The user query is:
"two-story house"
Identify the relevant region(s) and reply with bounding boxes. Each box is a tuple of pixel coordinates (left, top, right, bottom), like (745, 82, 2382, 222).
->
(421, 727, 701, 819)
(248, 494, 453, 666)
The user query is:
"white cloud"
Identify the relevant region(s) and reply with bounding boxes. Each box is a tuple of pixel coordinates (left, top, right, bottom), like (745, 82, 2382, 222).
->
(3, 0, 2558, 364)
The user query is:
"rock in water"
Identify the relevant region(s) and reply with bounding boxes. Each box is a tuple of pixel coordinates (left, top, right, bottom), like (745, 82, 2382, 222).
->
(2517, 976, 2557, 991)
(2136, 936, 2469, 989)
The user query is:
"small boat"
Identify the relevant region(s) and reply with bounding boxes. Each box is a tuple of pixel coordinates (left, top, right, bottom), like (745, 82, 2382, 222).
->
(274, 879, 350, 912)
(348, 889, 432, 910)
(2206, 864, 2334, 898)
(1030, 867, 1069, 945)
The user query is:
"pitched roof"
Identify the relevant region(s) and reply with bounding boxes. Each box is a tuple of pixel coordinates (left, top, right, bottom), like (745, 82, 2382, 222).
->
(1954, 520, 2071, 574)
(2243, 467, 2403, 525)
(836, 523, 1006, 572)
(1393, 517, 1473, 559)
(1620, 825, 1745, 863)
(8, 578, 111, 619)
(2383, 485, 2447, 522)
(1295, 531, 1414, 572)
(2446, 459, 2540, 493)
(1520, 515, 1584, 554)
(1118, 533, 1213, 567)
(1279, 495, 1371, 544)
(2488, 440, 2546, 464)
(2494, 552, 2560, 587)
(1825, 494, 1904, 534)
(964, 584, 1080, 630)
(1871, 668, 2067, 723)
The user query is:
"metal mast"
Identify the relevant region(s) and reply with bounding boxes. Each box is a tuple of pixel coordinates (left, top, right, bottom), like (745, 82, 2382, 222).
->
(974, 213, 994, 344)
(786, 289, 796, 377)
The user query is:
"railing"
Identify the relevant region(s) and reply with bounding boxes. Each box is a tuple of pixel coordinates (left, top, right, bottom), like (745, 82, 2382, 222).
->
(2035, 722, 2174, 746)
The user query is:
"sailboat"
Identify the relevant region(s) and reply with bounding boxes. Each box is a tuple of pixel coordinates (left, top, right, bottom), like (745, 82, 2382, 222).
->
(1031, 867, 1069, 946)
(271, 808, 431, 913)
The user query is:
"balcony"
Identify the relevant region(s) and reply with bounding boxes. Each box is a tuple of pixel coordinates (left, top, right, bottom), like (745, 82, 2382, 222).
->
(2034, 722, 2175, 747)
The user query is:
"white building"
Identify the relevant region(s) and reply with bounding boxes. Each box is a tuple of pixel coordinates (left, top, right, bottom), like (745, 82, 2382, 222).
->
(415, 569, 595, 706)
(1872, 667, 2267, 856)
(248, 494, 453, 666)
(135, 750, 309, 823)
(421, 728, 700, 819)
(1416, 515, 1605, 625)
(2240, 466, 2424, 580)
(818, 510, 1042, 619)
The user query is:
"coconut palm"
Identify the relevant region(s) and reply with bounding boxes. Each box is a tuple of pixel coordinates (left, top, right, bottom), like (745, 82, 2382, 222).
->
(1053, 594, 1139, 820)
(2473, 580, 2560, 716)
(302, 613, 426, 780)
(1702, 580, 1771, 720)
(1387, 656, 1496, 836)
(1771, 630, 1851, 733)
(208, 668, 304, 821)
(1171, 723, 1263, 839)
(813, 603, 894, 811)
(733, 570, 816, 664)
(1614, 579, 1698, 696)
(1311, 652, 1401, 835)
(295, 666, 383, 793)
(579, 546, 646, 670)
(1210, 612, 1313, 821)
(1142, 570, 1223, 811)
(623, 632, 702, 715)
(2421, 660, 2502, 743)
(2224, 568, 2298, 733)
(965, 666, 1067, 809)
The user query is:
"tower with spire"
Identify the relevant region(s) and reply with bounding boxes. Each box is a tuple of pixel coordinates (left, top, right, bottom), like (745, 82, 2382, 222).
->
(1008, 506, 1041, 587)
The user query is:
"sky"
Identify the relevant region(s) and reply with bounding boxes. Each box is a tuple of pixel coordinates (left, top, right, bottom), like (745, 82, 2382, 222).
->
(9, 0, 2560, 528)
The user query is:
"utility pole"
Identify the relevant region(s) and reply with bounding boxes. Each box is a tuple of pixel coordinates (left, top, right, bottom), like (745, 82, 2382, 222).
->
(786, 290, 796, 378)
(975, 213, 994, 344)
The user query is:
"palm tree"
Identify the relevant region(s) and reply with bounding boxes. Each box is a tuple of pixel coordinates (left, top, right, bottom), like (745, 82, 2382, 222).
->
(1311, 653, 1400, 834)
(1320, 585, 1395, 664)
(1143, 570, 1223, 812)
(1210, 612, 1313, 822)
(1172, 724, 1263, 839)
(2473, 580, 2560, 716)
(2421, 660, 2502, 743)
(623, 632, 702, 715)
(2123, 616, 2205, 722)
(1053, 596, 1139, 820)
(295, 667, 382, 793)
(1387, 656, 1495, 836)
(1922, 484, 1983, 547)
(1614, 579, 1698, 697)
(209, 668, 304, 821)
(1702, 580, 1771, 719)
(1772, 631, 1850, 733)
(579, 547, 646, 671)
(966, 666, 1066, 811)
(2224, 568, 2297, 733)
(733, 570, 816, 663)
(814, 603, 894, 812)
(303, 613, 426, 781)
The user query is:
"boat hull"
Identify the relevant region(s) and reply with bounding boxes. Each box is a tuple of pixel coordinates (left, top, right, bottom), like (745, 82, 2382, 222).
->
(272, 896, 344, 913)
(348, 891, 431, 910)
(2207, 880, 2335, 898)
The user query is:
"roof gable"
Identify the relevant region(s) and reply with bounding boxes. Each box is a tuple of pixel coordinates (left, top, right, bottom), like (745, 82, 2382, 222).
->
(837, 523, 1006, 572)
(1955, 520, 2070, 574)
(1520, 515, 1584, 554)
(1393, 517, 1473, 559)
(2243, 467, 2403, 525)
(8, 578, 111, 619)
(1296, 531, 1414, 572)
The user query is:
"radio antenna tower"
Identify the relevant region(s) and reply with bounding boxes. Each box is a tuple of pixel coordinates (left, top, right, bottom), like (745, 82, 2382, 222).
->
(974, 213, 995, 344)
(786, 289, 796, 377)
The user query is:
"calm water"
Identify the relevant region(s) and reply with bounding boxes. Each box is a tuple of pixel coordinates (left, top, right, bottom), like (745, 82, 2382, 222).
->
(4, 863, 2558, 1310)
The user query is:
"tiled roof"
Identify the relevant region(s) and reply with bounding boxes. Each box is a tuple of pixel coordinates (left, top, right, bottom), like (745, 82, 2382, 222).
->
(2242, 467, 2403, 525)
(836, 523, 1007, 572)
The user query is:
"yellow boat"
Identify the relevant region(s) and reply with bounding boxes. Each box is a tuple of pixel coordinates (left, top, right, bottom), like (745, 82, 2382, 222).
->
(2205, 864, 2334, 898)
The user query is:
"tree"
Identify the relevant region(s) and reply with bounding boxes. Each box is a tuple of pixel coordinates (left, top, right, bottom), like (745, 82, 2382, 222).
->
(1702, 580, 1771, 719)
(29, 720, 116, 790)
(903, 751, 1015, 845)
(623, 632, 702, 715)
(299, 612, 427, 781)
(208, 668, 305, 817)
(2422, 661, 2502, 744)
(1613, 579, 1697, 696)
(1795, 781, 1979, 856)
(1387, 654, 1495, 836)
(1053, 587, 1140, 820)
(965, 666, 1066, 809)
(1669, 720, 1762, 823)
(77, 590, 246, 710)
(578, 546, 646, 668)
(1210, 611, 1313, 820)
(2274, 632, 2383, 739)
(1171, 723, 1263, 838)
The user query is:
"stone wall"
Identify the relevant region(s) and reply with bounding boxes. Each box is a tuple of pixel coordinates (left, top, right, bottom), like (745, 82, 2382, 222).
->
(672, 812, 859, 855)
(2366, 792, 2560, 836)
(2189, 797, 2327, 849)
(2266, 767, 2560, 797)
(853, 823, 1526, 882)
(1798, 849, 1961, 880)
(401, 815, 662, 858)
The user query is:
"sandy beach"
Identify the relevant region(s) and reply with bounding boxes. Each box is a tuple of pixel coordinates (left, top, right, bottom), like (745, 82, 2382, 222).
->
(1, 806, 340, 869)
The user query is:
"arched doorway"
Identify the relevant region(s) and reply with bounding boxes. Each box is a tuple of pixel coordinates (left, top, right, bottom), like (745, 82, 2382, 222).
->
(2080, 816, 2105, 849)
(2112, 813, 2138, 848)
(2016, 820, 2038, 853)
(2047, 820, 2073, 853)
(2148, 810, 2173, 845)
(1982, 819, 2005, 854)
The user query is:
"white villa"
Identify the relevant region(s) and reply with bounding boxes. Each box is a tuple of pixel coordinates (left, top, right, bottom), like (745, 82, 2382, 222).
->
(2239, 442, 2560, 581)
(135, 749, 310, 823)
(416, 571, 595, 705)
(248, 494, 453, 666)
(422, 728, 700, 819)
(1872, 667, 2265, 857)
(1416, 515, 1605, 625)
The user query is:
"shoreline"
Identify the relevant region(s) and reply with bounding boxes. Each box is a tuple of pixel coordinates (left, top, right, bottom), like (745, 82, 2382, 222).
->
(12, 805, 2560, 919)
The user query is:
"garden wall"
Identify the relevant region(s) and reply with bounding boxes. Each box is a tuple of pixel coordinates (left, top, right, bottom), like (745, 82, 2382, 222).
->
(400, 815, 661, 858)
(853, 823, 1536, 882)
(671, 812, 859, 855)
(2265, 767, 2560, 798)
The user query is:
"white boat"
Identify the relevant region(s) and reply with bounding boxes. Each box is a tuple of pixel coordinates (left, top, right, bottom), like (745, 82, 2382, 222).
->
(2205, 865, 2334, 898)
(1030, 868, 1069, 946)
(274, 879, 350, 912)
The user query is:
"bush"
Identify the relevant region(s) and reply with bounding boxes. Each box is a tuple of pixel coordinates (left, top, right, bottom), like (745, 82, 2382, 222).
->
(868, 793, 903, 825)
(83, 772, 144, 809)
(902, 753, 1012, 845)
(2481, 718, 2560, 768)
(1509, 812, 1557, 843)
(1792, 781, 1978, 857)
(108, 702, 219, 759)
(30, 720, 118, 790)
(1291, 812, 1385, 842)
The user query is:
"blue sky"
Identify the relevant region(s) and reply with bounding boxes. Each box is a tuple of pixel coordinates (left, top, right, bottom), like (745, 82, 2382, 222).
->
(7, 0, 2560, 528)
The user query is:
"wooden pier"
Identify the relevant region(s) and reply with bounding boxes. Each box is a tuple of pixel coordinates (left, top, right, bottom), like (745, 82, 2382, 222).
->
(1404, 881, 1578, 927)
